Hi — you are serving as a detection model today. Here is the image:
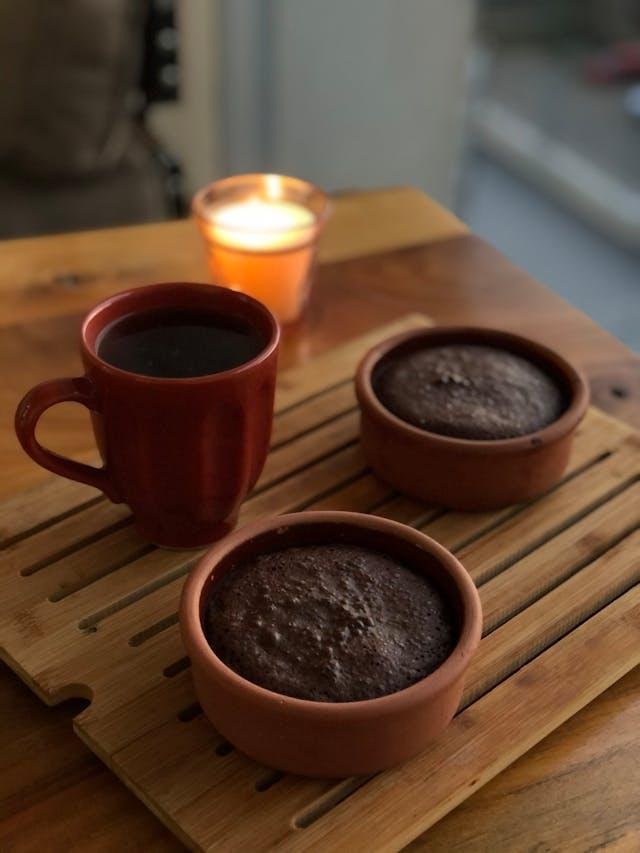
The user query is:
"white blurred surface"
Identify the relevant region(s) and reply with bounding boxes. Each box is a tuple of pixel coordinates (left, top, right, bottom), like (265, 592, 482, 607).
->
(461, 153, 640, 351)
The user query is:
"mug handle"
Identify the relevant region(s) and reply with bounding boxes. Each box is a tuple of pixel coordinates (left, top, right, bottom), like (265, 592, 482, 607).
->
(15, 376, 120, 502)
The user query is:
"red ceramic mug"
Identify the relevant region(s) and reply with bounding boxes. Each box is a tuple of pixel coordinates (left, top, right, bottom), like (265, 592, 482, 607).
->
(15, 282, 280, 548)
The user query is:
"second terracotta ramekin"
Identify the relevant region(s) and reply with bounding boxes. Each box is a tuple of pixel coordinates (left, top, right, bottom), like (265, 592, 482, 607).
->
(180, 511, 482, 778)
(356, 326, 590, 511)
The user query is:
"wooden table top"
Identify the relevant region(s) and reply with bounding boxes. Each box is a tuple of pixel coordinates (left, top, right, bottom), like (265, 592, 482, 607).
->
(1, 188, 638, 851)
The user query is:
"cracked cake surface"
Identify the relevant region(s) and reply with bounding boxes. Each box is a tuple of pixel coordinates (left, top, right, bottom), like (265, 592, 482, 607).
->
(374, 343, 565, 440)
(205, 543, 457, 702)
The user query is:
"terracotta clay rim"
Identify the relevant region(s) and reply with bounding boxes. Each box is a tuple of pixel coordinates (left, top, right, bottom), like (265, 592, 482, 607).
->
(180, 511, 482, 720)
(81, 281, 280, 386)
(355, 326, 590, 455)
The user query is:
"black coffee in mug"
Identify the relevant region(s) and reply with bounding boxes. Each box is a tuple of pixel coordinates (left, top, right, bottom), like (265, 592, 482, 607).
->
(97, 307, 265, 378)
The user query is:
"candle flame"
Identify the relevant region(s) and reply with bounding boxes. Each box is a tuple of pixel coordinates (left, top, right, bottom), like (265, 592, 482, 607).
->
(213, 198, 313, 237)
(264, 174, 283, 200)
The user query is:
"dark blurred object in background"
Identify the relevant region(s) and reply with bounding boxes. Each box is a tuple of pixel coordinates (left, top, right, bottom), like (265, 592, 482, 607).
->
(0, 0, 183, 239)
(478, 0, 639, 44)
(585, 41, 640, 84)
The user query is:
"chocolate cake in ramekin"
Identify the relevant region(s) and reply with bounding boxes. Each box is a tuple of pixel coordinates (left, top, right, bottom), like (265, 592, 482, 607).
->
(356, 327, 589, 510)
(180, 511, 482, 777)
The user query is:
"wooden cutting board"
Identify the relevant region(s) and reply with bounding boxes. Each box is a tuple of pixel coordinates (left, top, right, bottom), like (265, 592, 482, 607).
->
(1, 314, 639, 852)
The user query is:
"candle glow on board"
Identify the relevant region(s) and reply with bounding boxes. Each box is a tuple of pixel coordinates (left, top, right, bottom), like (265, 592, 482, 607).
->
(192, 174, 329, 325)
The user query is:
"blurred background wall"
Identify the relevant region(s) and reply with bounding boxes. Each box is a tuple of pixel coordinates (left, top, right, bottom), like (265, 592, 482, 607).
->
(147, 0, 474, 204)
(216, 0, 474, 205)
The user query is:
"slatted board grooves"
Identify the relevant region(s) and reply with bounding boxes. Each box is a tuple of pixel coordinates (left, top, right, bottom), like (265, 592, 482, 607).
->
(1, 315, 639, 853)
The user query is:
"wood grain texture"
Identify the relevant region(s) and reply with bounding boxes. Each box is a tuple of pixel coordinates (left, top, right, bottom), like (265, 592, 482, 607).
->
(1, 317, 639, 851)
(0, 188, 639, 851)
(409, 668, 640, 853)
(0, 187, 465, 328)
(287, 589, 640, 853)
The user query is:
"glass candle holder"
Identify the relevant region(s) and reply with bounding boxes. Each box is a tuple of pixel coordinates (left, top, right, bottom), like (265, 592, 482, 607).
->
(192, 174, 330, 325)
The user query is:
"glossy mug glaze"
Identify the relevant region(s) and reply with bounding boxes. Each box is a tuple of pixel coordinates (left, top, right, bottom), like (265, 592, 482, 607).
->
(15, 282, 280, 547)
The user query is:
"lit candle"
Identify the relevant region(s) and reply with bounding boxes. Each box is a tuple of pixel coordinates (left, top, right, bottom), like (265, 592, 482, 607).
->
(192, 174, 329, 325)
(212, 198, 315, 251)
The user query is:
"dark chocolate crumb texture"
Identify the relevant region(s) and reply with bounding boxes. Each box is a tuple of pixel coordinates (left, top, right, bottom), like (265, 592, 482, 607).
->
(205, 544, 457, 702)
(375, 343, 565, 440)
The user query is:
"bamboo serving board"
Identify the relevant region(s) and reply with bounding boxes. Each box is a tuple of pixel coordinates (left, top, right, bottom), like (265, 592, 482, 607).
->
(1, 314, 639, 852)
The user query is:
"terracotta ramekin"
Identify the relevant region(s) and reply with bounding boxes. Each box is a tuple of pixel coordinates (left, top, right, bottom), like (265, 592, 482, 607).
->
(356, 327, 590, 511)
(180, 511, 482, 778)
